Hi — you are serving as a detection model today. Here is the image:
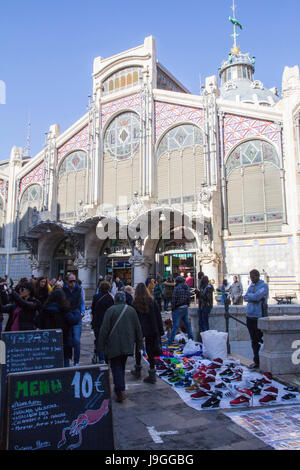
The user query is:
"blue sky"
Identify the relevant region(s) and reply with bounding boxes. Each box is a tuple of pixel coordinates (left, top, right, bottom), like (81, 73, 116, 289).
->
(0, 0, 299, 161)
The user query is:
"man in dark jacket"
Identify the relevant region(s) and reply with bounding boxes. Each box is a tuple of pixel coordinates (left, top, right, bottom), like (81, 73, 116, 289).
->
(167, 276, 194, 345)
(63, 274, 82, 366)
(97, 292, 143, 403)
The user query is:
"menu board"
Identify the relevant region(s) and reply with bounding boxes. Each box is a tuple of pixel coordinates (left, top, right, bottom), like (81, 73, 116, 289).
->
(2, 330, 64, 374)
(6, 365, 114, 450)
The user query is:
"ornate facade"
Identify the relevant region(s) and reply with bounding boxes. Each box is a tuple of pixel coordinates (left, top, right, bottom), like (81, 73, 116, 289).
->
(1, 35, 300, 301)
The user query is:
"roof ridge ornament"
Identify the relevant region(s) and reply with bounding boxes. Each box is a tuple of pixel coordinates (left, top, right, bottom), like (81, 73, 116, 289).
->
(229, 0, 243, 56)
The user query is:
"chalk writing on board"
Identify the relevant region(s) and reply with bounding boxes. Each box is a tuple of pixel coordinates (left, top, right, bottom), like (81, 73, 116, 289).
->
(2, 330, 64, 373)
(7, 366, 114, 451)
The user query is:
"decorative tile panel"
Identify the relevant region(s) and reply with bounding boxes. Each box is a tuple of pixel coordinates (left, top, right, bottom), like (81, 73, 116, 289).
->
(57, 126, 89, 162)
(20, 162, 44, 194)
(101, 93, 142, 127)
(223, 114, 279, 157)
(155, 101, 204, 140)
(0, 180, 7, 199)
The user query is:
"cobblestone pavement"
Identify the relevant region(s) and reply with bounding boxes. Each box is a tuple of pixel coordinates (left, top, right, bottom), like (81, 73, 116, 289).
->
(80, 320, 273, 451)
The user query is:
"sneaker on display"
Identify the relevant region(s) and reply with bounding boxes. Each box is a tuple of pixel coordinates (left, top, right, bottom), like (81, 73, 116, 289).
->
(259, 394, 277, 405)
(220, 368, 234, 377)
(215, 382, 227, 389)
(284, 386, 298, 392)
(230, 395, 251, 407)
(282, 393, 297, 400)
(191, 390, 210, 400)
(263, 386, 278, 395)
(201, 396, 221, 408)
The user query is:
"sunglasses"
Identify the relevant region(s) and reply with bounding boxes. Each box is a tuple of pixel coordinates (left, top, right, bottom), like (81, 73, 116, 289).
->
(68, 280, 76, 283)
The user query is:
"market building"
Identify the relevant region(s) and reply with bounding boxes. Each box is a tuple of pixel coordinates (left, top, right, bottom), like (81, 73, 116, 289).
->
(1, 22, 300, 302)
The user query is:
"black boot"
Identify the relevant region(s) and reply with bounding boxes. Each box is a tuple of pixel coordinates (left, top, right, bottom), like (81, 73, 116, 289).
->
(143, 368, 156, 384)
(131, 364, 142, 379)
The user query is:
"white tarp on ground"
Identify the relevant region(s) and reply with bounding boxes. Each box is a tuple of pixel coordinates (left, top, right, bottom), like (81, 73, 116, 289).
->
(157, 357, 300, 411)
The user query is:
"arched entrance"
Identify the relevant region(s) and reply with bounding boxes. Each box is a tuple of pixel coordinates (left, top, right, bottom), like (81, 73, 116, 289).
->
(98, 238, 132, 284)
(156, 227, 198, 281)
(52, 238, 77, 279)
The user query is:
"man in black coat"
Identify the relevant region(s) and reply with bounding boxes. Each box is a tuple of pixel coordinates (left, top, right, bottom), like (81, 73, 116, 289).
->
(63, 274, 82, 366)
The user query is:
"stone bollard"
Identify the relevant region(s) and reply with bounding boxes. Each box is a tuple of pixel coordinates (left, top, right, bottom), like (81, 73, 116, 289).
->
(258, 316, 300, 375)
(189, 308, 200, 342)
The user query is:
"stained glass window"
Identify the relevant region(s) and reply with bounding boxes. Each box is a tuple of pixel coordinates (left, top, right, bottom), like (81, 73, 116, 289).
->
(157, 124, 204, 159)
(104, 112, 140, 160)
(103, 67, 142, 95)
(20, 184, 41, 210)
(226, 140, 280, 177)
(58, 151, 87, 178)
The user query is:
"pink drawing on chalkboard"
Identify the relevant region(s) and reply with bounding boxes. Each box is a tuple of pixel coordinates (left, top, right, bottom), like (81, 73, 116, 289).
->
(57, 399, 110, 450)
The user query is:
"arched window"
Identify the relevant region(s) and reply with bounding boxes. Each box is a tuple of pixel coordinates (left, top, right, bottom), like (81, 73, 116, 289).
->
(156, 124, 205, 204)
(103, 112, 140, 205)
(57, 150, 88, 221)
(102, 67, 142, 96)
(18, 184, 42, 247)
(226, 140, 283, 234)
(104, 112, 140, 161)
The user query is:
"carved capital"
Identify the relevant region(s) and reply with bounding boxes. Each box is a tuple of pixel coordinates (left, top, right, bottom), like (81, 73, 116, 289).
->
(198, 252, 222, 266)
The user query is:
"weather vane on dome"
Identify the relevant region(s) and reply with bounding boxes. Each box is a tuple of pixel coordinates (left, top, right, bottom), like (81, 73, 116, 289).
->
(229, 0, 243, 56)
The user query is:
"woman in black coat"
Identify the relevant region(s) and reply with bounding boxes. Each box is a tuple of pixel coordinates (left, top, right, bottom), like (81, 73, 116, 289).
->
(91, 280, 114, 363)
(38, 289, 81, 367)
(2, 281, 41, 332)
(132, 283, 164, 384)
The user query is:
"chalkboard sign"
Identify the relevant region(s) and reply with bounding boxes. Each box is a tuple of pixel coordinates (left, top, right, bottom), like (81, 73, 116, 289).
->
(6, 364, 114, 450)
(0, 340, 6, 441)
(2, 330, 64, 374)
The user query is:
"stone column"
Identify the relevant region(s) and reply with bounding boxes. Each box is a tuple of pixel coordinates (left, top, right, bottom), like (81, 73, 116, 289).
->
(74, 255, 97, 302)
(258, 315, 300, 375)
(129, 250, 152, 287)
(199, 252, 221, 283)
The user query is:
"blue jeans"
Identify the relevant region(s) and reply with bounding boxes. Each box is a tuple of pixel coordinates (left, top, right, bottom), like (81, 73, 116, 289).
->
(73, 320, 82, 365)
(198, 308, 211, 332)
(168, 307, 193, 344)
(110, 355, 128, 395)
(164, 298, 171, 311)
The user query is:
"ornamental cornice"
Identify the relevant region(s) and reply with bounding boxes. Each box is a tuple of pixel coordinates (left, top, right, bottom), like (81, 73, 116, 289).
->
(216, 100, 282, 123)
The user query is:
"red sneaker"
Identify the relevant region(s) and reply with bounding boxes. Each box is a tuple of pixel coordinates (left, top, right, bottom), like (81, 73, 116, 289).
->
(197, 383, 211, 392)
(230, 395, 251, 407)
(236, 388, 253, 399)
(259, 394, 277, 404)
(191, 390, 210, 400)
(202, 375, 216, 383)
(263, 386, 278, 395)
(213, 358, 224, 366)
(264, 372, 273, 381)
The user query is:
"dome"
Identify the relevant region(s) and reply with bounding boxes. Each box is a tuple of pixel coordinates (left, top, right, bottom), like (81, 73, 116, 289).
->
(219, 51, 280, 106)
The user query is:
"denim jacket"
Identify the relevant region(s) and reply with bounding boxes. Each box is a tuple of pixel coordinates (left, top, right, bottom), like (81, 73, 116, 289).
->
(244, 279, 269, 318)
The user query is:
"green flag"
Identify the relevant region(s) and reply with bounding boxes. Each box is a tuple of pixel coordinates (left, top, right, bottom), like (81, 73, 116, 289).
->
(229, 16, 243, 30)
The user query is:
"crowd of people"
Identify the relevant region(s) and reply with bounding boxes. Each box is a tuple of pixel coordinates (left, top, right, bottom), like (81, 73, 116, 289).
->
(0, 268, 268, 402)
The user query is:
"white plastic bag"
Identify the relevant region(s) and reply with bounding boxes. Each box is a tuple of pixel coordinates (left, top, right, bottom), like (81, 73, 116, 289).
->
(182, 339, 201, 355)
(174, 333, 187, 343)
(82, 309, 92, 323)
(201, 330, 228, 360)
